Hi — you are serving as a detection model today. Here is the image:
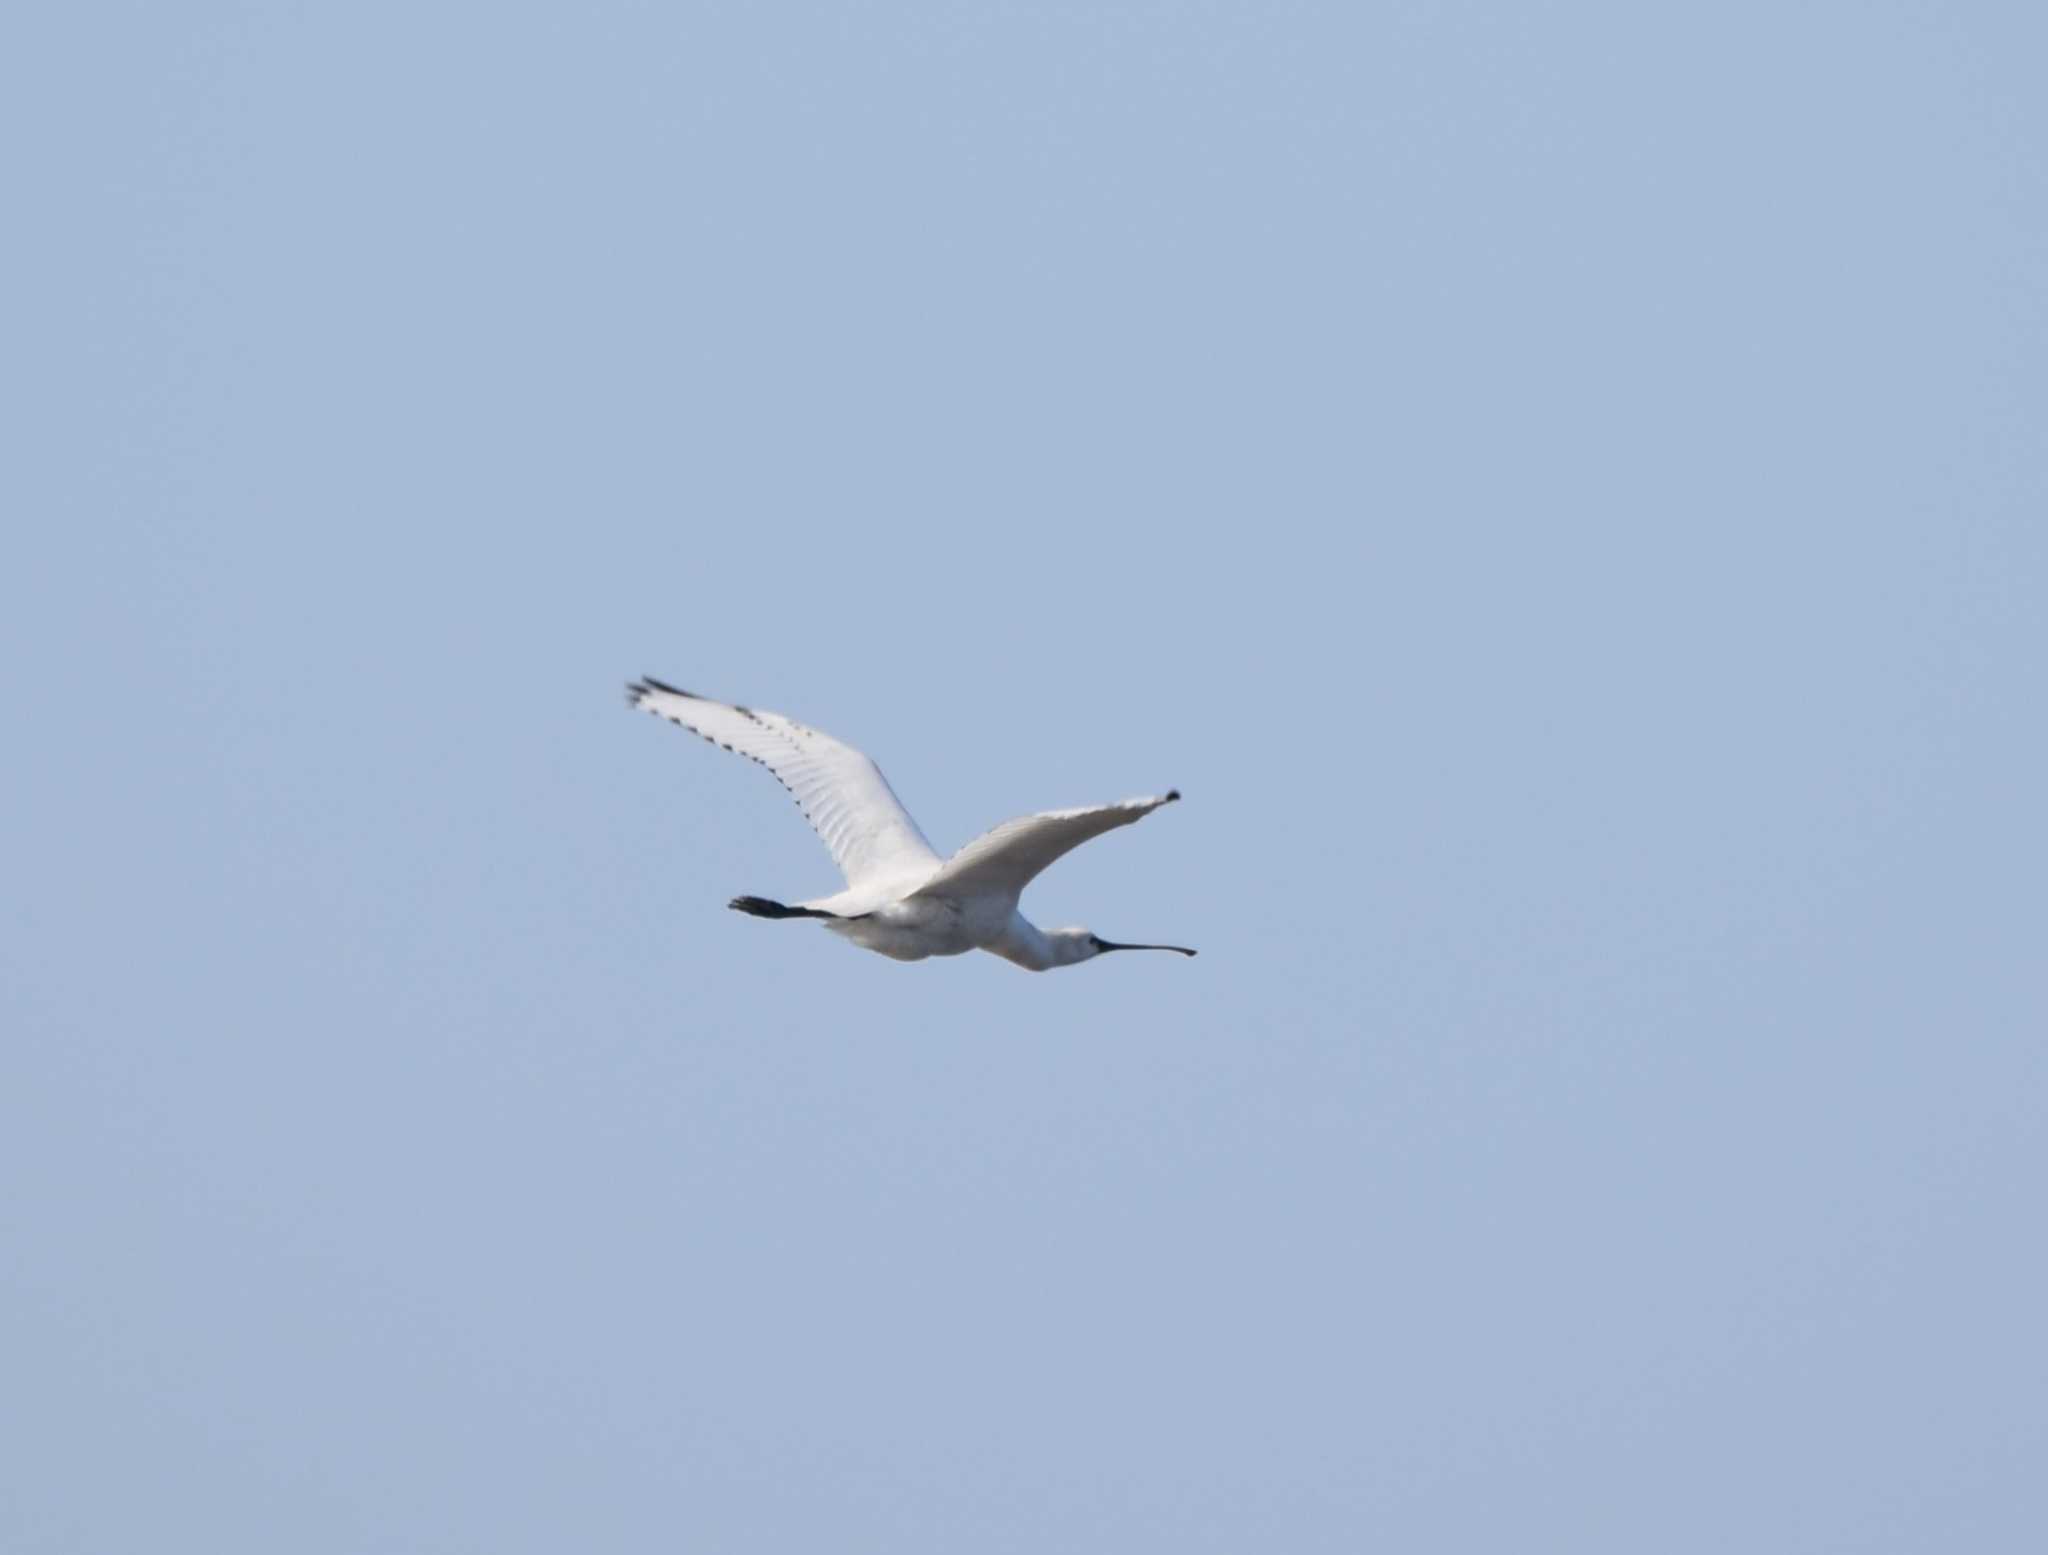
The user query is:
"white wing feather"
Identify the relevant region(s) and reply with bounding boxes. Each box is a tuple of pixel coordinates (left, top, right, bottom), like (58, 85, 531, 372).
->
(628, 678, 942, 889)
(910, 792, 1181, 904)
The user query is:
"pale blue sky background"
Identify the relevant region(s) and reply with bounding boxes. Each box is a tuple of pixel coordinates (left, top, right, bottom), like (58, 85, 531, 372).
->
(5, 2, 2045, 1550)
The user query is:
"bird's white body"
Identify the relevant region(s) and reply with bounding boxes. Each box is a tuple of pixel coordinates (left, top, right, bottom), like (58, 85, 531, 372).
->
(817, 893, 1005, 963)
(627, 678, 1194, 971)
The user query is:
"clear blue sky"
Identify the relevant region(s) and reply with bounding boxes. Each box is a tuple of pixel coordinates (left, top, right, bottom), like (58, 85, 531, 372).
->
(6, 3, 2045, 1549)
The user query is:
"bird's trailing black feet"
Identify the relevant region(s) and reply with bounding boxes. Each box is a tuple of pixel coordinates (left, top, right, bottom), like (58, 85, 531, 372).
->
(729, 895, 834, 920)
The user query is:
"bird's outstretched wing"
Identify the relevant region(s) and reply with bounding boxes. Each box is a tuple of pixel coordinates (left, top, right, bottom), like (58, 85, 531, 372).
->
(627, 678, 942, 889)
(909, 792, 1180, 904)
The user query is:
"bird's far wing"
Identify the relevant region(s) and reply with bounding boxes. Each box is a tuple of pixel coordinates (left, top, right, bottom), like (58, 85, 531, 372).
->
(909, 791, 1180, 904)
(627, 678, 942, 889)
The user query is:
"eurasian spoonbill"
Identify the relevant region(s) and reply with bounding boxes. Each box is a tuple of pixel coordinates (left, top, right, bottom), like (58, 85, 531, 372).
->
(626, 678, 1195, 970)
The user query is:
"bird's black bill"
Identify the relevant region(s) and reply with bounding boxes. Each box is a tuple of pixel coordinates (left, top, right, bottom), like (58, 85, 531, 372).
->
(1094, 939, 1197, 957)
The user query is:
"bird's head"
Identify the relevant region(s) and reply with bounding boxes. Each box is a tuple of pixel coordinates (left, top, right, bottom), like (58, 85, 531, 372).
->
(1050, 927, 1198, 966)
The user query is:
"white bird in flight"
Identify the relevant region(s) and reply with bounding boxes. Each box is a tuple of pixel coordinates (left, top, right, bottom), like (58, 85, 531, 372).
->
(626, 677, 1195, 970)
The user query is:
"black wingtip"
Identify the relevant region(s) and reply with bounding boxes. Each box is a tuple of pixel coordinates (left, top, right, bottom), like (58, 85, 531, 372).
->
(626, 675, 696, 709)
(1165, 788, 1182, 802)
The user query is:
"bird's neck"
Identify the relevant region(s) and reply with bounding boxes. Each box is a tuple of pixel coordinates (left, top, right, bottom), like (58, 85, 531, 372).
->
(992, 915, 1081, 972)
